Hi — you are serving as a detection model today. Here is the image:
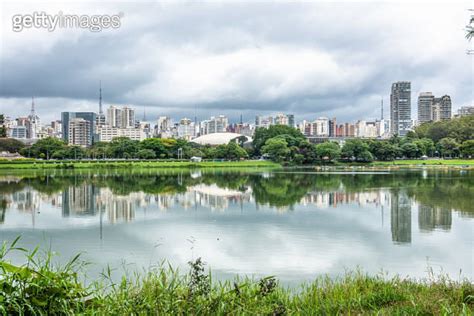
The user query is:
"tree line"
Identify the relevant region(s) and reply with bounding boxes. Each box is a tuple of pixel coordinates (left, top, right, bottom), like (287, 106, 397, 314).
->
(0, 136, 249, 160)
(0, 114, 472, 162)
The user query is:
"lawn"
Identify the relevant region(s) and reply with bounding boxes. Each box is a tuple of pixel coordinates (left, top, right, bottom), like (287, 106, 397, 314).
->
(372, 159, 474, 166)
(0, 159, 280, 170)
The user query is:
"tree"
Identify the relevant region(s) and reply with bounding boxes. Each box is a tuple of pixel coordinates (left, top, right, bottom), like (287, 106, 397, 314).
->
(253, 125, 305, 154)
(0, 138, 25, 153)
(137, 149, 156, 159)
(140, 138, 167, 158)
(460, 140, 474, 157)
(224, 141, 248, 160)
(401, 142, 421, 158)
(369, 141, 400, 161)
(438, 137, 459, 158)
(413, 138, 435, 156)
(261, 138, 291, 162)
(315, 142, 341, 161)
(341, 139, 372, 161)
(466, 12, 474, 40)
(21, 137, 66, 159)
(108, 137, 140, 158)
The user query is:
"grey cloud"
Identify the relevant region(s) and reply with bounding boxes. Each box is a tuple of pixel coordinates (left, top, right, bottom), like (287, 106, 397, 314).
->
(0, 1, 471, 123)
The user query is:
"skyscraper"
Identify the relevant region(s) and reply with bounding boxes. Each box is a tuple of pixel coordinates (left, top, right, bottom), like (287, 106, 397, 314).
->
(417, 92, 434, 124)
(61, 112, 96, 144)
(106, 105, 135, 128)
(68, 118, 92, 147)
(433, 95, 451, 121)
(390, 81, 411, 136)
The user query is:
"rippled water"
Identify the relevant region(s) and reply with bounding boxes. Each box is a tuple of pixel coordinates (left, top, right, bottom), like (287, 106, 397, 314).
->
(0, 168, 472, 283)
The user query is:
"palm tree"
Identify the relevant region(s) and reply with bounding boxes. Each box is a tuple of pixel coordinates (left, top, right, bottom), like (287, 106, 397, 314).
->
(466, 11, 474, 40)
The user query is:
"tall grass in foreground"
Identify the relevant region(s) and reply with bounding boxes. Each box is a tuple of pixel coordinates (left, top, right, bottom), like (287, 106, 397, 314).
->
(0, 238, 473, 315)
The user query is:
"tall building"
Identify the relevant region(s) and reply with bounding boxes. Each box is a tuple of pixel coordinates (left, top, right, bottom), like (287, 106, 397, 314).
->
(312, 117, 329, 136)
(390, 81, 411, 136)
(106, 106, 135, 128)
(177, 118, 195, 140)
(287, 114, 295, 128)
(68, 118, 92, 147)
(201, 115, 228, 135)
(328, 118, 337, 137)
(255, 115, 274, 129)
(417, 92, 434, 124)
(155, 116, 172, 137)
(61, 112, 96, 144)
(418, 93, 451, 123)
(433, 95, 451, 121)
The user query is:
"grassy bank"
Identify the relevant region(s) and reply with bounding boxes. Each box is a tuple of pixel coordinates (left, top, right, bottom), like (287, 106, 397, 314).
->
(371, 159, 474, 166)
(1, 239, 472, 315)
(0, 159, 280, 170)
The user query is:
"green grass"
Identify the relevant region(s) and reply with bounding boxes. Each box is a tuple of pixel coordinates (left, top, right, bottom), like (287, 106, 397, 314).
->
(371, 159, 474, 166)
(0, 159, 280, 170)
(1, 238, 473, 315)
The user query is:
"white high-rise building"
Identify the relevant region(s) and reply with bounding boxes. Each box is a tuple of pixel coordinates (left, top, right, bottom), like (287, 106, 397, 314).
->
(312, 117, 329, 136)
(107, 106, 135, 128)
(68, 118, 92, 147)
(201, 115, 228, 135)
(177, 118, 196, 140)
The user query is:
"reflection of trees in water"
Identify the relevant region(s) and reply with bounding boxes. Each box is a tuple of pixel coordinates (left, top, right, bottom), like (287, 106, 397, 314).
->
(0, 170, 472, 220)
(249, 174, 312, 208)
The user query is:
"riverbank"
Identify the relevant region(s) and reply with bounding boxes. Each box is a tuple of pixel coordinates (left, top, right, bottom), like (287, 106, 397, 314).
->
(0, 159, 280, 170)
(371, 159, 474, 166)
(1, 245, 472, 315)
(0, 158, 472, 171)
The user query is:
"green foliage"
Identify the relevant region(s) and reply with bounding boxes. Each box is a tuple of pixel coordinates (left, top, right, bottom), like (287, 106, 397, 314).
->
(137, 149, 156, 159)
(369, 141, 400, 161)
(414, 115, 473, 143)
(20, 137, 66, 159)
(0, 138, 25, 153)
(315, 142, 341, 161)
(253, 125, 305, 154)
(341, 139, 373, 162)
(261, 138, 291, 162)
(0, 237, 89, 314)
(437, 137, 460, 158)
(107, 137, 140, 159)
(401, 142, 421, 159)
(460, 140, 474, 157)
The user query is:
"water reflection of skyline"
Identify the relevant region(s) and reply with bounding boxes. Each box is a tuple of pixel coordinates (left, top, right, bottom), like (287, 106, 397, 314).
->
(0, 175, 458, 245)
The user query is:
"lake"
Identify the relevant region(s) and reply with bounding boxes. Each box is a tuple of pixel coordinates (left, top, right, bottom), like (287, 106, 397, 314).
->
(0, 168, 472, 283)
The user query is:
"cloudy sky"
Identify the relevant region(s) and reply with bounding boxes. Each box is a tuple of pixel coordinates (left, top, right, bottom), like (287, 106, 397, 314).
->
(0, 0, 472, 124)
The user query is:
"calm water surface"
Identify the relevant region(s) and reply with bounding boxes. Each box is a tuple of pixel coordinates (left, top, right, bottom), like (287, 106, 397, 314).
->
(0, 168, 472, 283)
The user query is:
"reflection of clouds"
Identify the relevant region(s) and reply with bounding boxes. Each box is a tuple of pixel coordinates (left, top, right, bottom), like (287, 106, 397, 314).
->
(0, 173, 473, 282)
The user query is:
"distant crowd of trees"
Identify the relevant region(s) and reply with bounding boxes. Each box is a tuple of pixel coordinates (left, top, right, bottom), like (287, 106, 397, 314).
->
(0, 136, 249, 161)
(0, 114, 472, 163)
(254, 115, 473, 163)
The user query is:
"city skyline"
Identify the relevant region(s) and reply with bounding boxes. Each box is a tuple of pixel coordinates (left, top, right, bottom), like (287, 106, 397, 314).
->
(1, 1, 472, 124)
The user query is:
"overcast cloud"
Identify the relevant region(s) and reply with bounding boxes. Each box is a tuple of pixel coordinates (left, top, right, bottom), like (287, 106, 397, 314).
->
(0, 0, 472, 124)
